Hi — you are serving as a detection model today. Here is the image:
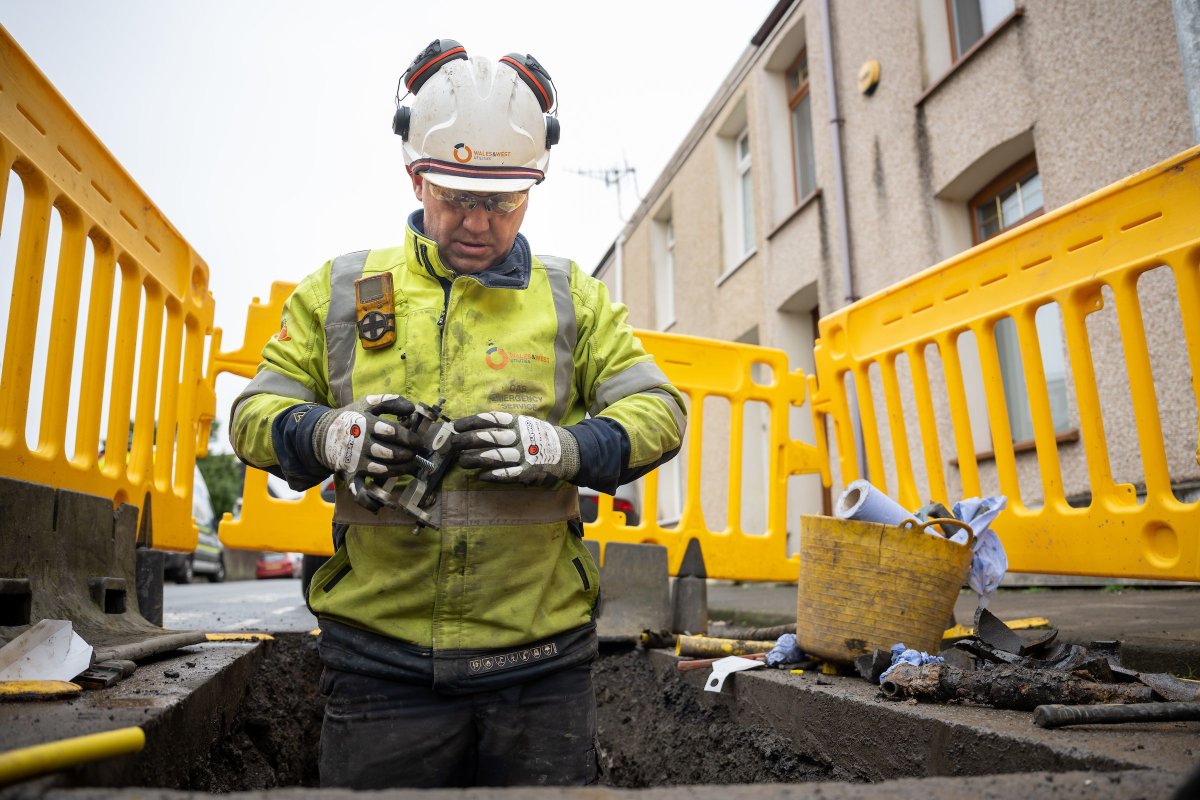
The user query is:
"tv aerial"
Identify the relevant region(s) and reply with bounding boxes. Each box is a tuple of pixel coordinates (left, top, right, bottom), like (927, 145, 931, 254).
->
(567, 159, 641, 221)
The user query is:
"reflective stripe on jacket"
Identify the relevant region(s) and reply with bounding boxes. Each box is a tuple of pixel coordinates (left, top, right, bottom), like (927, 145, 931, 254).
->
(229, 215, 685, 654)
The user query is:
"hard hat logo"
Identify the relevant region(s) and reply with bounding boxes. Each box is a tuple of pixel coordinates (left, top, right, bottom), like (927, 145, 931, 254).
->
(397, 44, 559, 193)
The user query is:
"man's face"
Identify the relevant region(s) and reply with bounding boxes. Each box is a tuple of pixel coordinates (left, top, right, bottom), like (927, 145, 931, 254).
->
(412, 174, 529, 274)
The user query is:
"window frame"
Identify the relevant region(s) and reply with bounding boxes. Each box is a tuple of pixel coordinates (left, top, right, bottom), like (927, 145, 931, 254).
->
(967, 154, 1074, 445)
(968, 153, 1043, 244)
(735, 127, 755, 258)
(785, 48, 816, 204)
(946, 0, 1018, 63)
(655, 216, 676, 331)
(946, 0, 963, 62)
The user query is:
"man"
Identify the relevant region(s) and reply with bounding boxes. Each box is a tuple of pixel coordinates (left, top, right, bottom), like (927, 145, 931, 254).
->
(228, 39, 686, 788)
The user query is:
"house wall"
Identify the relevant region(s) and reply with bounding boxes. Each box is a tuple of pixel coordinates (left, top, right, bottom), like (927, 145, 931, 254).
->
(600, 0, 1196, 545)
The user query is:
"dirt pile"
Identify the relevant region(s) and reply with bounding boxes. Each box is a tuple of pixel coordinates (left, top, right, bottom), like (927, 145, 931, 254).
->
(181, 638, 826, 790)
(184, 634, 323, 791)
(594, 648, 829, 787)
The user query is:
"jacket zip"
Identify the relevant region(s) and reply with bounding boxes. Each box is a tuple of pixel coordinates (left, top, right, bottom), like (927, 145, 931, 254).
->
(419, 244, 453, 329)
(418, 242, 455, 650)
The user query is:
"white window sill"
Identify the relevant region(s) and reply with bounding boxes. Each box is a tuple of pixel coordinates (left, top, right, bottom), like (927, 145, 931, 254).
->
(916, 7, 1024, 107)
(716, 249, 757, 287)
(658, 319, 677, 333)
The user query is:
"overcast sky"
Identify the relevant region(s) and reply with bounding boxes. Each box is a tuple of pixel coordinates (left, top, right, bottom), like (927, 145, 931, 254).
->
(1, 1, 778, 453)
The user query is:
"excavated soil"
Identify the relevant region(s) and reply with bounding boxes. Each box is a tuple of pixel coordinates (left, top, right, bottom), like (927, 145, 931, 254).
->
(184, 634, 323, 791)
(181, 639, 827, 790)
(594, 648, 829, 786)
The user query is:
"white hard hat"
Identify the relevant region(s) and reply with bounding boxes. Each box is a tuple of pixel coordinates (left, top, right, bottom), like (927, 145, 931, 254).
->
(394, 39, 561, 192)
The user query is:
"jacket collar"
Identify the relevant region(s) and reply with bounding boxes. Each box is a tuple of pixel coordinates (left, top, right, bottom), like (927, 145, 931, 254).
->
(405, 211, 532, 289)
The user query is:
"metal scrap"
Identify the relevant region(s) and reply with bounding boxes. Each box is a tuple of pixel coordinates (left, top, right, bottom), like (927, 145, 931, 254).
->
(883, 610, 1196, 712)
(974, 607, 1031, 654)
(1133, 671, 1200, 702)
(639, 629, 676, 650)
(676, 634, 779, 659)
(954, 637, 1094, 672)
(880, 661, 1154, 709)
(1018, 628, 1058, 656)
(75, 659, 137, 689)
(1035, 701, 1200, 728)
(708, 623, 796, 641)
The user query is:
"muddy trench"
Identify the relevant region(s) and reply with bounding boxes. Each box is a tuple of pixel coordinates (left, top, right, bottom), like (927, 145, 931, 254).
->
(179, 635, 830, 791)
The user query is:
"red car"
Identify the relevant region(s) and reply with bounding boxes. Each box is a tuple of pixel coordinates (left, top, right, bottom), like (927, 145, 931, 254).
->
(256, 552, 301, 579)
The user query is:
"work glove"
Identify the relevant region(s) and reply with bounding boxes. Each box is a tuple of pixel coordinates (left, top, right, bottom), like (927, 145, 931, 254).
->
(452, 412, 579, 486)
(312, 394, 420, 478)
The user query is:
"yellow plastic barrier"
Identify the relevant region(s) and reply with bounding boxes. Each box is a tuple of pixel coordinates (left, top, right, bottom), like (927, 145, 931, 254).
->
(0, 26, 214, 550)
(210, 282, 336, 554)
(585, 331, 821, 581)
(811, 147, 1200, 581)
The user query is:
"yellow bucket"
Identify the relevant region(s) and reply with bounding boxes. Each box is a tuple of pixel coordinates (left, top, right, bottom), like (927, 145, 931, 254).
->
(795, 515, 974, 662)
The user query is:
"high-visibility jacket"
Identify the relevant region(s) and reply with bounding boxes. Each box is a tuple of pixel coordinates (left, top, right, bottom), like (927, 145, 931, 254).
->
(230, 213, 685, 684)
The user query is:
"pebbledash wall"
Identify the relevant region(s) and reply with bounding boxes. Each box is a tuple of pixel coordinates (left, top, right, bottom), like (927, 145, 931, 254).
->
(597, 0, 1197, 557)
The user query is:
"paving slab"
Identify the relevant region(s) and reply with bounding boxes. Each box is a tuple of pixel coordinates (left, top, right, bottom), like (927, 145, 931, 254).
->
(0, 641, 265, 794)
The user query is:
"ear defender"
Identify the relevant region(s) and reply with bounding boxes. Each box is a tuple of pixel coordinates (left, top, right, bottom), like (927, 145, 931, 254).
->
(394, 38, 469, 139)
(403, 38, 468, 94)
(499, 53, 560, 149)
(499, 53, 556, 113)
(392, 106, 412, 139)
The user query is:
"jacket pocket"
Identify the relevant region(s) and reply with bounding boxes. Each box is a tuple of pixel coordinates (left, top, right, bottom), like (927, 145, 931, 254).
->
(572, 557, 590, 591)
(312, 546, 353, 595)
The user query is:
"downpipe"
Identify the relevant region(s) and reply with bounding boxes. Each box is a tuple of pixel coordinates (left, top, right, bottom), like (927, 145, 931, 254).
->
(818, 0, 868, 480)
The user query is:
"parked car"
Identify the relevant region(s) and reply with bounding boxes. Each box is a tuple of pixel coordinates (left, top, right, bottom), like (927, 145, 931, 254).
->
(256, 552, 301, 579)
(579, 484, 640, 526)
(164, 467, 226, 583)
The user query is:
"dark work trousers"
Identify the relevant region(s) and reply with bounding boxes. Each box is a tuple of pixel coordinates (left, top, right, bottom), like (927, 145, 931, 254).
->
(318, 663, 597, 788)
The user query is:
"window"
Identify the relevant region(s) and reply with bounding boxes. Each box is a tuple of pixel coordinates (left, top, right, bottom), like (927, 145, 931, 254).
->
(970, 155, 1069, 443)
(971, 160, 1042, 242)
(656, 452, 684, 526)
(949, 0, 1016, 60)
(736, 129, 755, 257)
(716, 100, 752, 275)
(654, 217, 676, 330)
(787, 49, 816, 201)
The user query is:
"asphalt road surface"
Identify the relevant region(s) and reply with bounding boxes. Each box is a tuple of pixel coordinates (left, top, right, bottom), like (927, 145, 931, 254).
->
(163, 578, 317, 633)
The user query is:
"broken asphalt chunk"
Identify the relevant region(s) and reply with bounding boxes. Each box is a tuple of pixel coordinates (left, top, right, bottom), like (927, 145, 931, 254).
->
(974, 606, 1025, 654)
(855, 649, 892, 682)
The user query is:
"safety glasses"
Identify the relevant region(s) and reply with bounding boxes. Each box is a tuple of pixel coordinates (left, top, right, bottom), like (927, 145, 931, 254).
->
(427, 183, 528, 215)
